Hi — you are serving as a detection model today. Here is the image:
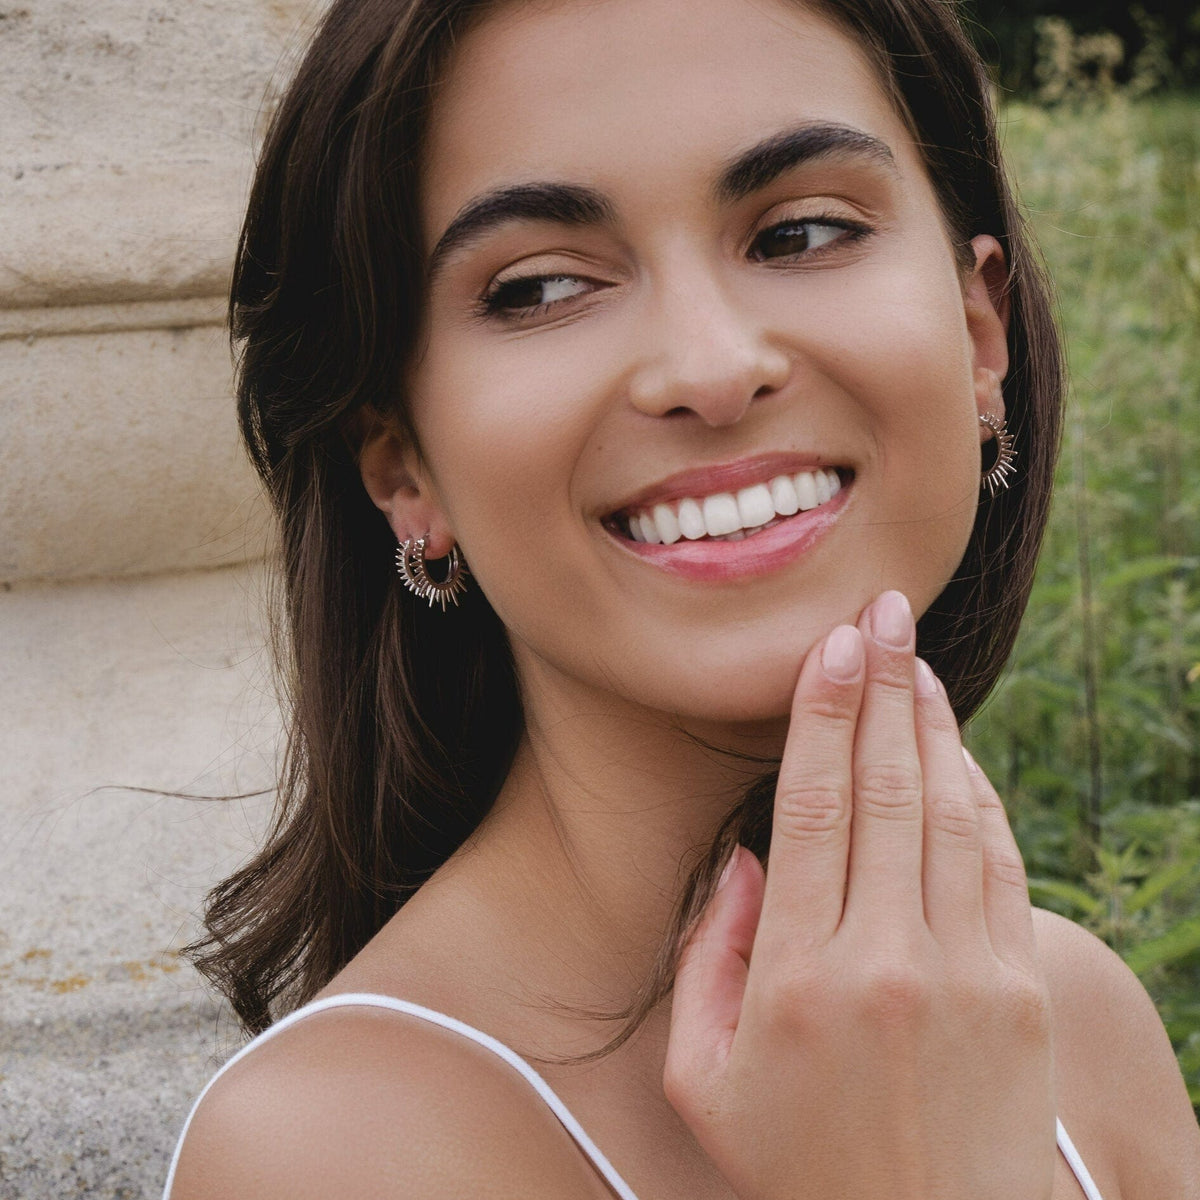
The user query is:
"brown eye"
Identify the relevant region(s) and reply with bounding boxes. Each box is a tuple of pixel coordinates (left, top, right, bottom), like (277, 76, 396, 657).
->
(750, 219, 863, 262)
(483, 273, 592, 316)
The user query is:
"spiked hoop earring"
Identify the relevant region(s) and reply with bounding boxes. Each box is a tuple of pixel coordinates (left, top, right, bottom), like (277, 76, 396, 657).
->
(978, 412, 1017, 497)
(395, 537, 470, 611)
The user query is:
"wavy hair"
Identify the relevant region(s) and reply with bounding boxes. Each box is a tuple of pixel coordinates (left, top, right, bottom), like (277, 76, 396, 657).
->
(187, 0, 1065, 1048)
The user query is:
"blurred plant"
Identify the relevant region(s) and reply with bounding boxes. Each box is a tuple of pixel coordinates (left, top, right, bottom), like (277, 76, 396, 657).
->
(1034, 16, 1126, 104)
(967, 93, 1200, 1108)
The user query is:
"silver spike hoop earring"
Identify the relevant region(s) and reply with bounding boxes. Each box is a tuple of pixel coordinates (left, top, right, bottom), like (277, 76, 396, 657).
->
(395, 537, 470, 612)
(978, 412, 1017, 497)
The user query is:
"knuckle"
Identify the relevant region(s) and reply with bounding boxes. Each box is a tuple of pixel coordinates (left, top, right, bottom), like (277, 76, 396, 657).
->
(854, 958, 931, 1025)
(928, 793, 979, 844)
(854, 762, 923, 817)
(798, 691, 858, 725)
(763, 965, 837, 1034)
(774, 784, 848, 839)
(866, 666, 914, 699)
(999, 970, 1052, 1040)
(985, 844, 1029, 891)
(975, 787, 1008, 818)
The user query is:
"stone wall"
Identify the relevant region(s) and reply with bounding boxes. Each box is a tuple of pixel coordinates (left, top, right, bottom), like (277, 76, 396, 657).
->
(1, 0, 330, 583)
(1, 3, 327, 1194)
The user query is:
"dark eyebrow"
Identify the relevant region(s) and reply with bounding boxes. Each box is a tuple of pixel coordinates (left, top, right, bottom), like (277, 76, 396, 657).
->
(715, 122, 897, 204)
(426, 124, 892, 278)
(427, 182, 615, 279)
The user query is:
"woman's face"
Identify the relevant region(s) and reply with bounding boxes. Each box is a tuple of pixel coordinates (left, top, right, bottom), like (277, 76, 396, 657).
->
(390, 0, 1009, 723)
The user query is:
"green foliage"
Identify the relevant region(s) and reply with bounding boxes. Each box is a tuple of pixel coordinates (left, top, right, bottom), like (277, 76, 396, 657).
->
(965, 94, 1200, 1108)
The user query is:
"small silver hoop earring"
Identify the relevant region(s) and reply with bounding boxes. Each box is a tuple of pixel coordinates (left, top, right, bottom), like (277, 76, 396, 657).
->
(395, 537, 470, 612)
(978, 412, 1017, 497)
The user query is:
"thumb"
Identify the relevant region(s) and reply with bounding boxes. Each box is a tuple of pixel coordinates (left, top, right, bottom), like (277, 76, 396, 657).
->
(666, 847, 765, 1102)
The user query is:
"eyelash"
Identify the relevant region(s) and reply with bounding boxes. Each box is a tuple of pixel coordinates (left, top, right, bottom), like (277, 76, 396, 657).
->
(476, 215, 873, 322)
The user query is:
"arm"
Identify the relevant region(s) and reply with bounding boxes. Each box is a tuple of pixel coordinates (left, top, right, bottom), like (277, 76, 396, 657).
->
(167, 1006, 615, 1200)
(1034, 908, 1200, 1200)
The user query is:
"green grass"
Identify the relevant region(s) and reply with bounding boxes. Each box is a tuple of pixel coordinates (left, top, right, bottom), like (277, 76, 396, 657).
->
(965, 94, 1200, 1107)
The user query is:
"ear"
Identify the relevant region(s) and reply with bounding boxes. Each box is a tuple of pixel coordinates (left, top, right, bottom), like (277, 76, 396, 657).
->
(963, 233, 1010, 442)
(355, 407, 457, 558)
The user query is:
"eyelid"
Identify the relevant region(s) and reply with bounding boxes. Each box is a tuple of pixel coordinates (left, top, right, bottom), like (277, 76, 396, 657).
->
(745, 211, 875, 263)
(750, 190, 881, 228)
(476, 268, 609, 322)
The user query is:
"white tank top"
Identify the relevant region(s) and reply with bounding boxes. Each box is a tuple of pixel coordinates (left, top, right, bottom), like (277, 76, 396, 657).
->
(163, 992, 1106, 1200)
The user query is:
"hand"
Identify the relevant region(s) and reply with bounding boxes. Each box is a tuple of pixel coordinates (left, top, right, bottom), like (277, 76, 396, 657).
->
(664, 591, 1057, 1200)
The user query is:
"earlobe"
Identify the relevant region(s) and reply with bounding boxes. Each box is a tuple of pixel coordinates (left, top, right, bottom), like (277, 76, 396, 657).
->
(355, 407, 457, 556)
(974, 365, 1005, 437)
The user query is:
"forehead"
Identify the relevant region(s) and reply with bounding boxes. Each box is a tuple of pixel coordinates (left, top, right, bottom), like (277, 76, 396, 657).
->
(421, 0, 915, 227)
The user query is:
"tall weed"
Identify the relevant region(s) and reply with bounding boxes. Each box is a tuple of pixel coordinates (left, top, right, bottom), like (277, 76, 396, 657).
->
(967, 94, 1200, 1105)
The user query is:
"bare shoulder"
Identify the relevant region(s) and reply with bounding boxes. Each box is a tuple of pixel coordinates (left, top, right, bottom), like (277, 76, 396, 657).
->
(167, 1000, 615, 1200)
(1031, 907, 1200, 1199)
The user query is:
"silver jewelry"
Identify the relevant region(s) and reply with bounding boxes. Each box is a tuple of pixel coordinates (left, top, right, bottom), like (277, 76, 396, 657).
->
(978, 412, 1017, 497)
(395, 537, 470, 611)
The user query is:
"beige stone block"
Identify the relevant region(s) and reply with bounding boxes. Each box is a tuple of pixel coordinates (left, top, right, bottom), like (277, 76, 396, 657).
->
(2, 0, 329, 308)
(1, 318, 271, 583)
(0, 563, 280, 1195)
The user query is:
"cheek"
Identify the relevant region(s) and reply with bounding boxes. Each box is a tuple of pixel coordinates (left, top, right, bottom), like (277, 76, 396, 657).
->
(805, 267, 983, 597)
(407, 338, 612, 637)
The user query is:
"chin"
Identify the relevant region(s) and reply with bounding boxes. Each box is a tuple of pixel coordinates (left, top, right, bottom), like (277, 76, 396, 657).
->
(619, 643, 813, 729)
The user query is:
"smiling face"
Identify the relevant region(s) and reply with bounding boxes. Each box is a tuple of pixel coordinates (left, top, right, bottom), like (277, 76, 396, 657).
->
(362, 0, 1009, 725)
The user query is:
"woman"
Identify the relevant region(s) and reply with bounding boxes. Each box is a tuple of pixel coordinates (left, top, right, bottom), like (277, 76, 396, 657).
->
(165, 0, 1200, 1196)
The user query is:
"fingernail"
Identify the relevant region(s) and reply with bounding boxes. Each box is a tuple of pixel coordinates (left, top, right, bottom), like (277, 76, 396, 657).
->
(871, 590, 913, 648)
(822, 625, 863, 681)
(962, 746, 981, 775)
(914, 658, 938, 696)
(716, 847, 740, 891)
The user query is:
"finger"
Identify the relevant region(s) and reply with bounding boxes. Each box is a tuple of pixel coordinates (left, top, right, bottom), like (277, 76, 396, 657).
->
(843, 591, 925, 928)
(666, 847, 765, 1100)
(757, 625, 863, 958)
(914, 660, 984, 946)
(964, 748, 1037, 968)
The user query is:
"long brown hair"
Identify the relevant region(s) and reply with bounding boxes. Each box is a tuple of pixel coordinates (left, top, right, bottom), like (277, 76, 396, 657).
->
(189, 0, 1065, 1045)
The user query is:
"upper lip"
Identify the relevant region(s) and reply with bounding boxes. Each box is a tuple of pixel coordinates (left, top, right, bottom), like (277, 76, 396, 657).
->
(605, 452, 850, 517)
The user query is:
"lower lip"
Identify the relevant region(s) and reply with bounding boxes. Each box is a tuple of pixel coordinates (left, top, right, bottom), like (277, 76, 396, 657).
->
(606, 482, 851, 582)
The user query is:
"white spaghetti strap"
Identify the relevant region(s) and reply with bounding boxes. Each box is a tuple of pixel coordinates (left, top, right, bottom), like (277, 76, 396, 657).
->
(1056, 1117, 1106, 1200)
(164, 991, 1103, 1200)
(161, 992, 641, 1200)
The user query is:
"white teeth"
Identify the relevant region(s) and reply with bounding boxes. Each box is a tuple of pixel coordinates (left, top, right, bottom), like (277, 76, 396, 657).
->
(637, 512, 662, 543)
(793, 471, 819, 511)
(770, 474, 800, 516)
(736, 483, 776, 529)
(621, 467, 846, 544)
(677, 497, 707, 540)
(702, 494, 742, 537)
(652, 503, 681, 545)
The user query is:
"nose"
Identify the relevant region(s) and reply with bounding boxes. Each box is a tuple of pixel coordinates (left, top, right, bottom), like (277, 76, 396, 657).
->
(626, 270, 790, 426)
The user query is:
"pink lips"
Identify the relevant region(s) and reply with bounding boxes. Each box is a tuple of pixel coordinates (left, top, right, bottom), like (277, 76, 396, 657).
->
(603, 454, 854, 582)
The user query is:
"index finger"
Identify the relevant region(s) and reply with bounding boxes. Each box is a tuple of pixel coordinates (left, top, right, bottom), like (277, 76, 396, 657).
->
(757, 625, 864, 960)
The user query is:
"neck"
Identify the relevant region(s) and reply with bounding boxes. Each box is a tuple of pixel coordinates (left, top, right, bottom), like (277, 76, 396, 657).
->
(443, 653, 785, 1033)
